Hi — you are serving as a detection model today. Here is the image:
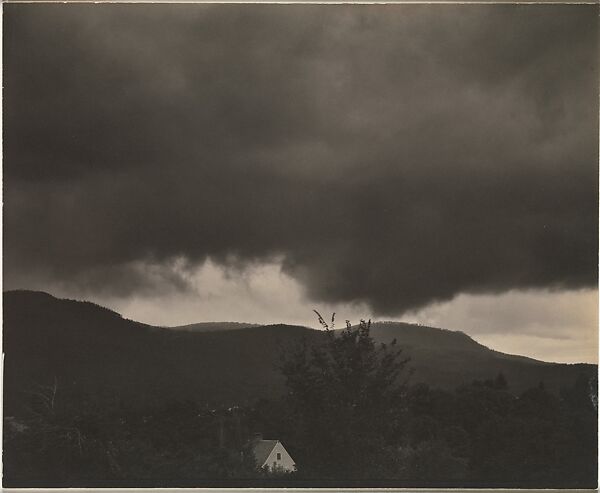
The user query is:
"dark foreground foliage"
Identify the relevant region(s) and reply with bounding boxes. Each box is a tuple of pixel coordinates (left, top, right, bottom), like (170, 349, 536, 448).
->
(4, 319, 597, 488)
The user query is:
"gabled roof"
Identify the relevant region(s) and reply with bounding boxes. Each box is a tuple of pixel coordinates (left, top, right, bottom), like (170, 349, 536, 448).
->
(252, 439, 278, 466)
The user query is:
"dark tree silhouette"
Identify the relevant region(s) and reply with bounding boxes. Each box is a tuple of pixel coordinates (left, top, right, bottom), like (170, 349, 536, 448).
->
(279, 313, 410, 478)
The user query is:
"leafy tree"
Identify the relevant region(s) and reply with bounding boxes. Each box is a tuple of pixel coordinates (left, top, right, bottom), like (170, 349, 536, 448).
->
(406, 438, 468, 481)
(279, 312, 410, 478)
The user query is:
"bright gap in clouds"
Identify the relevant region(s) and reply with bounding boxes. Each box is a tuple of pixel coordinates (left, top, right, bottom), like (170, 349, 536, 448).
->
(107, 259, 371, 330)
(94, 259, 600, 365)
(402, 289, 598, 365)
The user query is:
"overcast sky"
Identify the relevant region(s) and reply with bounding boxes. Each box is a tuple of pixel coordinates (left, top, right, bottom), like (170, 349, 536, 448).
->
(4, 4, 598, 363)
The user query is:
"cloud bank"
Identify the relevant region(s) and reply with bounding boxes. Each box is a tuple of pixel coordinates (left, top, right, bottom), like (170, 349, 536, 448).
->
(4, 4, 598, 315)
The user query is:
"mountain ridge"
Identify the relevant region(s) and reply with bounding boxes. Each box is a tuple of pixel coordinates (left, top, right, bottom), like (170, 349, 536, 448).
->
(3, 290, 577, 365)
(3, 290, 595, 415)
(169, 321, 261, 332)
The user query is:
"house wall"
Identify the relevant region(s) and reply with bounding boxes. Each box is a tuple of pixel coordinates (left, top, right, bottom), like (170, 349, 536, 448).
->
(263, 441, 296, 472)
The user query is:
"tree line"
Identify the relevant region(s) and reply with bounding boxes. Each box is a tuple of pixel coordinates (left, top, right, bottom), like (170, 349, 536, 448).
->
(4, 317, 597, 487)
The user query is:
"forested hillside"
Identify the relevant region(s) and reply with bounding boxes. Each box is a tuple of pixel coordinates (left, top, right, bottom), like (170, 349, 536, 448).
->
(4, 290, 593, 415)
(3, 291, 597, 487)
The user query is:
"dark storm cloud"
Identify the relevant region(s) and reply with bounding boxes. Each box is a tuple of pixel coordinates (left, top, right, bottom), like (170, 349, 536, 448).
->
(4, 4, 598, 314)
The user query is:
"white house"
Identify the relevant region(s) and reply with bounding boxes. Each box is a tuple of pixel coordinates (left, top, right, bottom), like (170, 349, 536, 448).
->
(252, 438, 296, 473)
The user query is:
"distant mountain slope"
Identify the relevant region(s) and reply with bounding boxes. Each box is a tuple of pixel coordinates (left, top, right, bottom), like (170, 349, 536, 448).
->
(3, 291, 315, 414)
(3, 291, 595, 415)
(368, 321, 535, 360)
(169, 321, 260, 332)
(367, 321, 591, 394)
